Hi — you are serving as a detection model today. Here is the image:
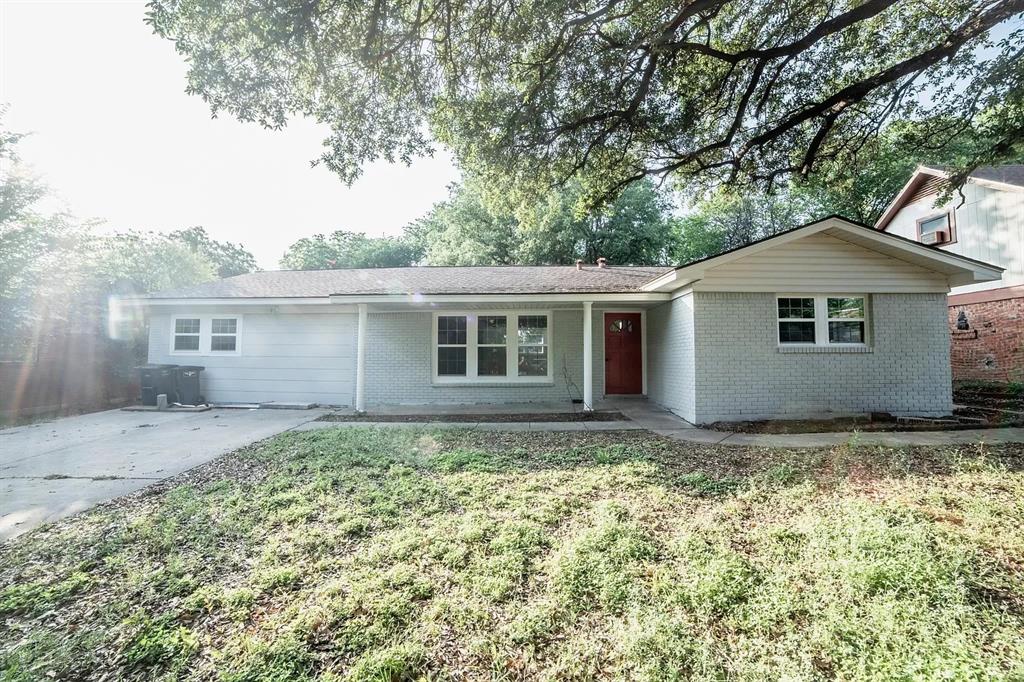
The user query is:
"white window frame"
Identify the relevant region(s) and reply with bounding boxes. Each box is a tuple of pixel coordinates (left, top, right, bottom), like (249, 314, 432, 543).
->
(210, 317, 241, 354)
(431, 311, 554, 384)
(169, 314, 243, 356)
(775, 295, 869, 348)
(170, 316, 203, 355)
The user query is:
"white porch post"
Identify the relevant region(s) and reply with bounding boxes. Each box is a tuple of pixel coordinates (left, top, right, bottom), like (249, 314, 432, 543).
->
(582, 301, 594, 411)
(355, 303, 367, 413)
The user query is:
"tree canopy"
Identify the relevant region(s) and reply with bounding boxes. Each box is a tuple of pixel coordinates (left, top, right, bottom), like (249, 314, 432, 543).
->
(280, 231, 423, 269)
(170, 226, 258, 278)
(148, 0, 1024, 204)
(0, 119, 219, 360)
(410, 177, 676, 265)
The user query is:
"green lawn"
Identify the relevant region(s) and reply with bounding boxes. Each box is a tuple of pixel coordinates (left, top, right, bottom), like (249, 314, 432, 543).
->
(2, 428, 1023, 680)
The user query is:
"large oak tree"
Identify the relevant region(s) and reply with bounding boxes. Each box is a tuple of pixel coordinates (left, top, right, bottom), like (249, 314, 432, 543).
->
(148, 0, 1024, 201)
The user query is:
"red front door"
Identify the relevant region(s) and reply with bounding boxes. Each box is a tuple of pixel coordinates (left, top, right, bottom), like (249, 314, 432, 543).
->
(604, 313, 643, 394)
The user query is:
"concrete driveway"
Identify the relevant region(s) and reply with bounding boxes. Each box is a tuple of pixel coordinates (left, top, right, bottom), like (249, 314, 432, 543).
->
(0, 407, 327, 540)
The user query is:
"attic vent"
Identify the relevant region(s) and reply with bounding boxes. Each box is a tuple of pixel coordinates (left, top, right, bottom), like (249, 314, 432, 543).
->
(907, 175, 946, 204)
(597, 257, 608, 268)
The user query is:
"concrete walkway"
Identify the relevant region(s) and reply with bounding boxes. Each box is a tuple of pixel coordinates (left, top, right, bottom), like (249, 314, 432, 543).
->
(0, 407, 327, 540)
(305, 399, 1024, 447)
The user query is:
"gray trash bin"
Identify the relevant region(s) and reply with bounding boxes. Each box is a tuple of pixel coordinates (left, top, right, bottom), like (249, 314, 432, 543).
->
(137, 364, 178, 406)
(174, 365, 205, 405)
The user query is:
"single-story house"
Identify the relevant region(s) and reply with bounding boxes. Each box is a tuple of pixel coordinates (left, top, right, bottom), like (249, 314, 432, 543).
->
(122, 216, 1002, 424)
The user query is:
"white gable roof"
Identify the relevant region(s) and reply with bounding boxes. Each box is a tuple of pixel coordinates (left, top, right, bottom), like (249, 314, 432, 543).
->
(644, 216, 1003, 293)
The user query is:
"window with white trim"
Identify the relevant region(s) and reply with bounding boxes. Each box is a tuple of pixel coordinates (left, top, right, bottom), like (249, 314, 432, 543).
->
(433, 312, 552, 382)
(173, 318, 201, 351)
(776, 295, 868, 347)
(516, 315, 549, 377)
(211, 318, 238, 352)
(477, 315, 507, 376)
(170, 315, 243, 355)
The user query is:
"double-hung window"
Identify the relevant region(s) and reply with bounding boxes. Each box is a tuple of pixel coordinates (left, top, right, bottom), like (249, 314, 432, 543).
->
(211, 318, 238, 352)
(433, 312, 552, 382)
(173, 318, 201, 352)
(777, 296, 868, 348)
(516, 315, 549, 377)
(170, 315, 242, 355)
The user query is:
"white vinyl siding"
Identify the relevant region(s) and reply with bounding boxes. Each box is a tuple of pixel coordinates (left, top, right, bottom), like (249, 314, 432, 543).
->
(694, 232, 949, 293)
(885, 181, 1023, 294)
(150, 308, 355, 405)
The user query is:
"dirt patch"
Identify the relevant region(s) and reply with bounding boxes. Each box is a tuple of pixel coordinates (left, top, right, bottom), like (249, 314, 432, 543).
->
(954, 382, 1024, 425)
(316, 411, 627, 423)
(708, 413, 1023, 434)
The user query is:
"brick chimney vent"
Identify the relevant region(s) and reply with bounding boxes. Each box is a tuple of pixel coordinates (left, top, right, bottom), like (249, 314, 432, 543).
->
(596, 257, 608, 268)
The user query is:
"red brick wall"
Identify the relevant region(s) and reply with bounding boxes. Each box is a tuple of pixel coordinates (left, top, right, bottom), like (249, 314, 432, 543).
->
(949, 297, 1024, 383)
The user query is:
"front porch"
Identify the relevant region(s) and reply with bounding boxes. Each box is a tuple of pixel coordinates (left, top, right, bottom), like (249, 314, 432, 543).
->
(318, 395, 697, 432)
(349, 301, 661, 413)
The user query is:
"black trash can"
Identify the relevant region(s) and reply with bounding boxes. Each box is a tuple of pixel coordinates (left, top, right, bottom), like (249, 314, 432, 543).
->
(137, 364, 178, 406)
(174, 365, 205, 405)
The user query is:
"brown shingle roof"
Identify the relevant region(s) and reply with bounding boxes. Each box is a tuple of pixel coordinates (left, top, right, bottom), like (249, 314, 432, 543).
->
(146, 265, 673, 299)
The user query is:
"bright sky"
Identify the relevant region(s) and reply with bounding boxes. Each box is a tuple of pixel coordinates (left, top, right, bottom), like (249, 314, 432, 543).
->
(0, 0, 460, 269)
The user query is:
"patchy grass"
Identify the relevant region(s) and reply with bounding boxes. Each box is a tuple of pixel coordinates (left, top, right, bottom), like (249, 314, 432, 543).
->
(2, 428, 1024, 680)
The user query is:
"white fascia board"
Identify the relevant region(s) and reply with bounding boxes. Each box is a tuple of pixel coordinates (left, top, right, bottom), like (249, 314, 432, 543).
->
(327, 292, 670, 304)
(122, 297, 335, 306)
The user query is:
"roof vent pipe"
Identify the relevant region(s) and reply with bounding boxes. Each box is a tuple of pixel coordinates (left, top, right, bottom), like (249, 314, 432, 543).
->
(575, 259, 584, 270)
(596, 257, 607, 268)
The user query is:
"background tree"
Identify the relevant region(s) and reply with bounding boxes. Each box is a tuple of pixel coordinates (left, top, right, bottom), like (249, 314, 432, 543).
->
(405, 177, 520, 266)
(148, 0, 1024, 205)
(410, 177, 676, 265)
(0, 118, 216, 372)
(170, 226, 258, 278)
(280, 231, 422, 270)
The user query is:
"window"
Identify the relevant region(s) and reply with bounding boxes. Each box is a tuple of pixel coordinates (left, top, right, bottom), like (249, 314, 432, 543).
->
(777, 298, 816, 344)
(173, 318, 201, 351)
(170, 315, 243, 354)
(917, 212, 955, 244)
(517, 315, 548, 377)
(211, 318, 238, 352)
(437, 315, 467, 376)
(777, 296, 868, 347)
(477, 315, 507, 376)
(827, 297, 865, 344)
(433, 312, 552, 382)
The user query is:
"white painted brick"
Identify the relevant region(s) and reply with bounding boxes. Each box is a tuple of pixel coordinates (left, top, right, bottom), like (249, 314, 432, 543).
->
(689, 292, 953, 423)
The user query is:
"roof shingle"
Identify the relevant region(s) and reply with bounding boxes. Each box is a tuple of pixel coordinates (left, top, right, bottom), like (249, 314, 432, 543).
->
(146, 265, 673, 299)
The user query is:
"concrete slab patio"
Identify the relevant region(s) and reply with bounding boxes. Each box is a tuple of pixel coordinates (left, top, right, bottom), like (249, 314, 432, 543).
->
(0, 407, 327, 540)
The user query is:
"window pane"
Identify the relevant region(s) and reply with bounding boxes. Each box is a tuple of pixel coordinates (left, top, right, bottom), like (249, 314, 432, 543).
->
(211, 335, 237, 351)
(212, 318, 237, 334)
(779, 321, 815, 344)
(777, 298, 815, 320)
(517, 315, 548, 345)
(175, 318, 200, 334)
(174, 335, 200, 351)
(477, 347, 507, 376)
(920, 215, 948, 234)
(518, 346, 548, 376)
(437, 316, 467, 345)
(829, 321, 865, 344)
(477, 316, 507, 345)
(827, 297, 864, 319)
(437, 346, 466, 376)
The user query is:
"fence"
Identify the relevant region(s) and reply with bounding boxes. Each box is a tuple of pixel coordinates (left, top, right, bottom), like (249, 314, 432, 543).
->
(0, 333, 139, 423)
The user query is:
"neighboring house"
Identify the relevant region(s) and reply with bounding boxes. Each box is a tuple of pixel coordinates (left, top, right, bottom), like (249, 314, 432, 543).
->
(876, 165, 1024, 383)
(123, 217, 1000, 424)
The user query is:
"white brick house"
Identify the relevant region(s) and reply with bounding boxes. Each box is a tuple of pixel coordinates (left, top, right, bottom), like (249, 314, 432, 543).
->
(125, 217, 1002, 424)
